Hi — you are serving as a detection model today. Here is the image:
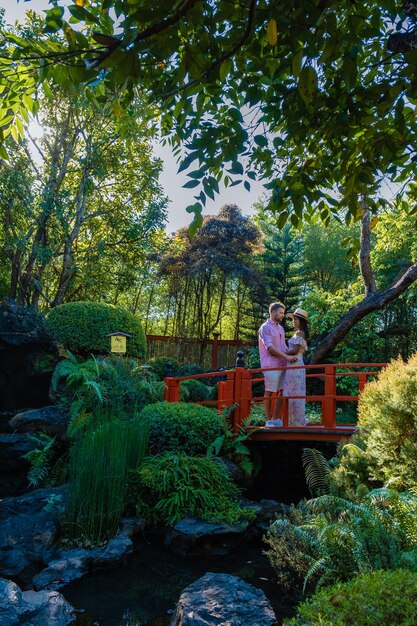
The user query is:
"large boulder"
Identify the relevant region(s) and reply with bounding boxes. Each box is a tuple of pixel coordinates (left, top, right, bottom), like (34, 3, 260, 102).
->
(33, 518, 145, 590)
(0, 487, 65, 584)
(0, 577, 75, 626)
(165, 518, 249, 557)
(171, 572, 276, 626)
(0, 433, 38, 497)
(0, 299, 57, 412)
(9, 406, 70, 438)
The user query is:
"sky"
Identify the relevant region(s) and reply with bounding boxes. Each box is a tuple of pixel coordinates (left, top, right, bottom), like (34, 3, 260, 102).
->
(0, 0, 267, 231)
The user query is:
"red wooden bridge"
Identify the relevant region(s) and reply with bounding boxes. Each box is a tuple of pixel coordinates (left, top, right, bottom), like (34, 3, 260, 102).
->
(164, 363, 386, 441)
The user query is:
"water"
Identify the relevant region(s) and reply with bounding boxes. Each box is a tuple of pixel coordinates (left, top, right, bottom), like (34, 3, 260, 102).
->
(62, 531, 296, 626)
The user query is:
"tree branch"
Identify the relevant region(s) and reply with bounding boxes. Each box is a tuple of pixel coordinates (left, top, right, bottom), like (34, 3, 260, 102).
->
(310, 259, 417, 363)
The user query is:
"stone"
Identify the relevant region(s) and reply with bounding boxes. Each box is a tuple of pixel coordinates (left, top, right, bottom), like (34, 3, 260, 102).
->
(0, 487, 66, 583)
(32, 517, 145, 590)
(171, 572, 276, 626)
(0, 577, 75, 626)
(165, 518, 249, 557)
(243, 499, 292, 533)
(0, 433, 39, 497)
(10, 406, 70, 438)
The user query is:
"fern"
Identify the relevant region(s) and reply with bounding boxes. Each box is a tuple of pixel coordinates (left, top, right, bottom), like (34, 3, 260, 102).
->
(23, 434, 57, 487)
(302, 448, 331, 496)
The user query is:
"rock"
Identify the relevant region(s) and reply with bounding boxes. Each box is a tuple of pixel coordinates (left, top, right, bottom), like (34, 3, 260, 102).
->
(33, 517, 145, 590)
(10, 406, 70, 437)
(0, 487, 66, 583)
(0, 577, 75, 626)
(0, 299, 57, 412)
(243, 499, 292, 533)
(0, 433, 39, 497)
(165, 518, 249, 557)
(171, 572, 276, 626)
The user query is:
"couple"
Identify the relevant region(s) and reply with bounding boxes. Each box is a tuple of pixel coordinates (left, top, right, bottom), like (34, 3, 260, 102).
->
(258, 302, 309, 427)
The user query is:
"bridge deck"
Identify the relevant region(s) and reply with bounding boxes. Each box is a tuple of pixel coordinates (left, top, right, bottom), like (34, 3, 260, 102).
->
(250, 424, 356, 442)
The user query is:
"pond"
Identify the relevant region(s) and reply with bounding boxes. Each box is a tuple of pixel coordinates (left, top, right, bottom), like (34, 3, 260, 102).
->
(63, 531, 296, 626)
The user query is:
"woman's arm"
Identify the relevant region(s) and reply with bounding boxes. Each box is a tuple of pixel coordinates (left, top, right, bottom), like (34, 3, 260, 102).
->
(286, 345, 301, 355)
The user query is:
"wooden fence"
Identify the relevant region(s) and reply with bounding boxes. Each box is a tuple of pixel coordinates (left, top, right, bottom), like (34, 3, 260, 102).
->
(146, 333, 255, 369)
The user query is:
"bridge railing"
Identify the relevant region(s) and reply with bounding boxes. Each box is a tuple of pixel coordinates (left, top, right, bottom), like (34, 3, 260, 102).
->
(164, 363, 386, 431)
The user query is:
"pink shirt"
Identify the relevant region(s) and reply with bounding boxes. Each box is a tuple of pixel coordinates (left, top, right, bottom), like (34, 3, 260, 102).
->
(258, 319, 287, 369)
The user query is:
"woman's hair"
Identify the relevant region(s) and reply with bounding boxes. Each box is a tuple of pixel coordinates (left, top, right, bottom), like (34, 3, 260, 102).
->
(296, 316, 310, 340)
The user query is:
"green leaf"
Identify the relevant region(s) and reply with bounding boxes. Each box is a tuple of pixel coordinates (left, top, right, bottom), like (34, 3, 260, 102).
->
(0, 144, 9, 160)
(254, 134, 268, 147)
(298, 67, 318, 105)
(188, 212, 203, 239)
(183, 179, 200, 189)
(292, 50, 303, 77)
(219, 59, 232, 82)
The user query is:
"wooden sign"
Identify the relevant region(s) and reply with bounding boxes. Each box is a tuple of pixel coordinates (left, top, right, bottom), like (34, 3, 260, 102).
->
(110, 334, 127, 354)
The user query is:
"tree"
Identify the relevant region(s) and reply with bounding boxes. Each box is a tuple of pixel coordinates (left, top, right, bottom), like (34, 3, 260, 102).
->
(4, 1, 417, 359)
(158, 204, 262, 343)
(0, 87, 167, 309)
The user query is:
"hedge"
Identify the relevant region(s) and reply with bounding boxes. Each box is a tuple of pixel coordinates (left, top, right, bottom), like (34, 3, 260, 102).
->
(46, 301, 146, 358)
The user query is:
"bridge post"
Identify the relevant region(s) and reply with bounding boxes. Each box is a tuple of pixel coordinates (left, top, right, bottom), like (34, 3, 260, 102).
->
(323, 365, 336, 428)
(164, 377, 180, 402)
(358, 372, 367, 393)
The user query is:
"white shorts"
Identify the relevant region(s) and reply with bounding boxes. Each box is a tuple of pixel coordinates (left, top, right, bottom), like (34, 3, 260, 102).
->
(263, 369, 286, 392)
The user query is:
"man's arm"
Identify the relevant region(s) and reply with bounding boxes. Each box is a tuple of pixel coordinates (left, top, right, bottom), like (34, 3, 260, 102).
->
(268, 345, 297, 362)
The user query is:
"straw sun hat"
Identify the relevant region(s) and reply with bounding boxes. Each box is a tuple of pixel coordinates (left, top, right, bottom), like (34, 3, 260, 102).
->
(287, 308, 309, 322)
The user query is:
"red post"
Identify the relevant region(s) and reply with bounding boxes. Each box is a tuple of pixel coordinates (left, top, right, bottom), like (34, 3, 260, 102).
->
(239, 368, 252, 424)
(217, 380, 227, 412)
(212, 333, 220, 369)
(164, 377, 180, 402)
(358, 372, 367, 393)
(323, 365, 336, 428)
(281, 394, 289, 428)
(233, 367, 243, 432)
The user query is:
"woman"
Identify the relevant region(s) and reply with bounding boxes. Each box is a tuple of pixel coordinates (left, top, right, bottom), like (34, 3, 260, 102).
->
(283, 308, 309, 426)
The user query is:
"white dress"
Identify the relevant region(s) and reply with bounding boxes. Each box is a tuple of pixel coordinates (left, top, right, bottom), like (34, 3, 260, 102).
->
(283, 334, 308, 426)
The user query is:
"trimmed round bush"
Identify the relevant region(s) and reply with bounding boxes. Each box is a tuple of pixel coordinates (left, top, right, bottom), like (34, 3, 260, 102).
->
(138, 401, 224, 455)
(180, 378, 210, 402)
(46, 301, 146, 358)
(358, 353, 417, 489)
(285, 569, 417, 626)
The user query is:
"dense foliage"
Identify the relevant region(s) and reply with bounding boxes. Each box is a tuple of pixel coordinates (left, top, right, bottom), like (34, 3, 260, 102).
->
(139, 401, 224, 455)
(46, 301, 146, 358)
(64, 409, 150, 543)
(357, 353, 417, 489)
(285, 569, 417, 626)
(265, 489, 417, 592)
(128, 452, 254, 525)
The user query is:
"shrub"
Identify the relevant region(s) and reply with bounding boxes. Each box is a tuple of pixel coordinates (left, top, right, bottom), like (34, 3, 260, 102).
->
(64, 408, 149, 544)
(358, 354, 417, 489)
(138, 401, 223, 455)
(265, 490, 417, 593)
(128, 452, 255, 526)
(147, 356, 180, 380)
(176, 363, 205, 377)
(180, 378, 210, 402)
(327, 434, 380, 500)
(285, 569, 417, 626)
(51, 354, 164, 434)
(46, 301, 146, 358)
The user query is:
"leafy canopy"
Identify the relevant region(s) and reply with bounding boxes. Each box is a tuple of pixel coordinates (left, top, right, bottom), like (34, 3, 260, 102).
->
(4, 0, 417, 228)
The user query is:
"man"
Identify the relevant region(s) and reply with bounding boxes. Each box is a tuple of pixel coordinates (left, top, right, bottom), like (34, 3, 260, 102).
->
(258, 302, 296, 423)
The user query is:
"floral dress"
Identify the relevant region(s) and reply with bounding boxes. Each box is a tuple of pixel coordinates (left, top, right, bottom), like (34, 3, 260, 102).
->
(283, 333, 308, 426)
